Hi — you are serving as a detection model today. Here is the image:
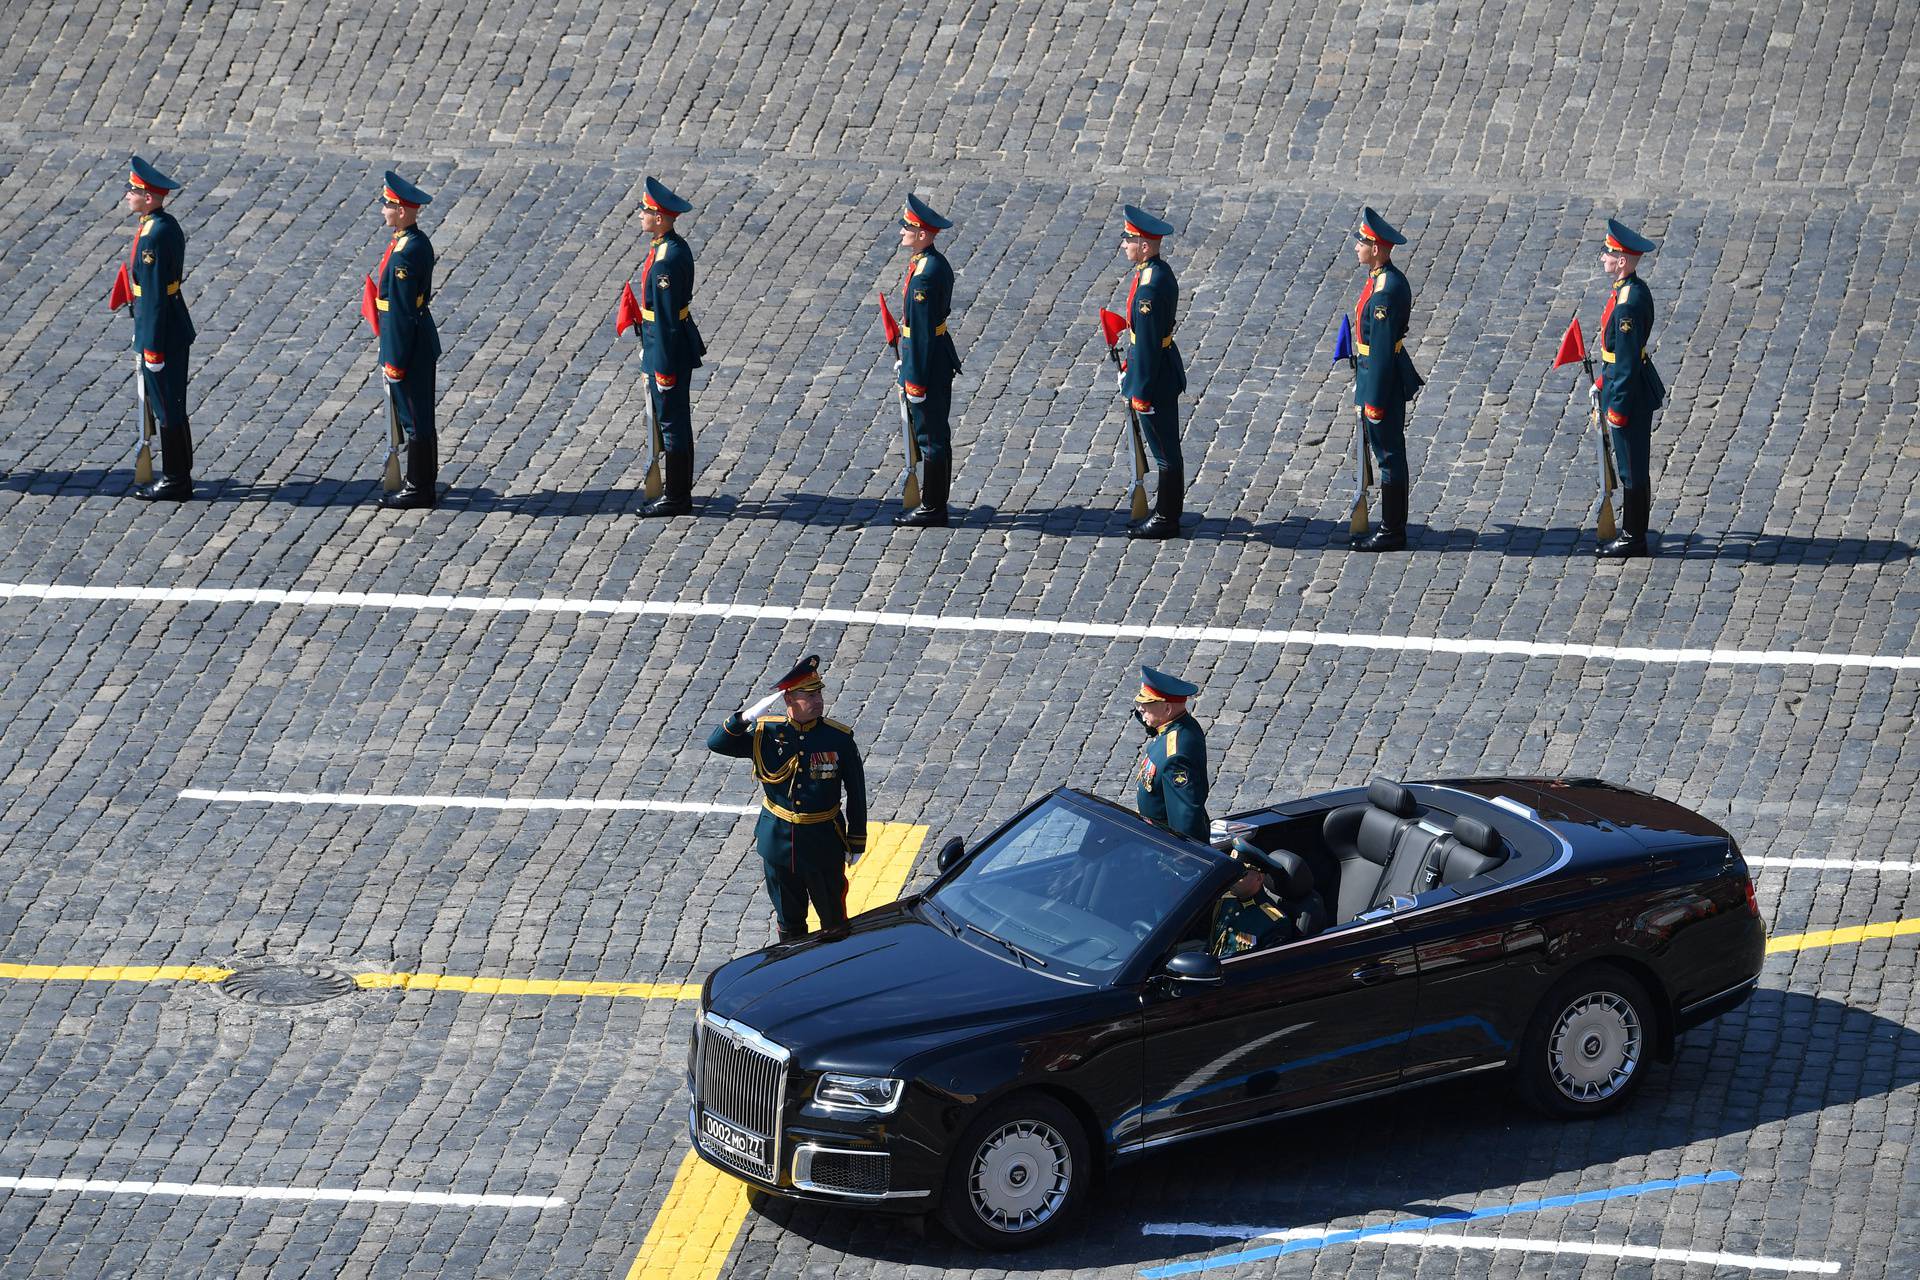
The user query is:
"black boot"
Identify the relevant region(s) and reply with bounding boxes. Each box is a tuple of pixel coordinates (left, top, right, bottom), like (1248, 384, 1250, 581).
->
(381, 432, 437, 509)
(892, 457, 951, 527)
(139, 422, 194, 500)
(1599, 486, 1650, 558)
(1355, 481, 1408, 552)
(1129, 464, 1183, 540)
(643, 451, 694, 517)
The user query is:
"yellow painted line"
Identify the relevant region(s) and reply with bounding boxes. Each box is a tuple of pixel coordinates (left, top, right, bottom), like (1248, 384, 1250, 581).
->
(1767, 916, 1920, 955)
(626, 819, 929, 1280)
(0, 963, 233, 983)
(356, 973, 703, 1000)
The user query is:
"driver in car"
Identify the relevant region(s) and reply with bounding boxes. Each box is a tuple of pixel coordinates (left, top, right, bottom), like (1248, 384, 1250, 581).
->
(1209, 852, 1293, 958)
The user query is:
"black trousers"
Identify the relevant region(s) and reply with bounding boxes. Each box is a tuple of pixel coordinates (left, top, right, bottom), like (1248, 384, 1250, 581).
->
(139, 348, 192, 481)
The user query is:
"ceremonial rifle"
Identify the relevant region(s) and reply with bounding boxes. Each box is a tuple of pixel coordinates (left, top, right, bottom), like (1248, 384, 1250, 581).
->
(108, 259, 155, 485)
(1553, 317, 1617, 542)
(1333, 313, 1371, 537)
(616, 281, 666, 500)
(877, 292, 921, 510)
(1098, 308, 1151, 523)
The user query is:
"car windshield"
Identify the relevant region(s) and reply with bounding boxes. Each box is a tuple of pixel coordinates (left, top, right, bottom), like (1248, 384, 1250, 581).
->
(925, 795, 1220, 981)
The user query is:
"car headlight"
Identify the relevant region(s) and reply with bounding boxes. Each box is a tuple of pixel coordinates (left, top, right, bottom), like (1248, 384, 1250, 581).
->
(813, 1073, 905, 1114)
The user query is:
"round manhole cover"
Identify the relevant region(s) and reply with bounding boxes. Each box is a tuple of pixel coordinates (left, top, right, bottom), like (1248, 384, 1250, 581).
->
(217, 963, 360, 1008)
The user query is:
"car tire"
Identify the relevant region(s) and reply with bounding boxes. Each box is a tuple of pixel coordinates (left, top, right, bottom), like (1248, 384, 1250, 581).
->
(938, 1092, 1090, 1251)
(1518, 963, 1656, 1119)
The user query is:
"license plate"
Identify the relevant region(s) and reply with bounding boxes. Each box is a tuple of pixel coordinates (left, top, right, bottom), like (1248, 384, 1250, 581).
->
(700, 1110, 767, 1166)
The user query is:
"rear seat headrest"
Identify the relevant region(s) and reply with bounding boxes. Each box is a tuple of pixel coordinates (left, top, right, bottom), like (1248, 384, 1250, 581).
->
(1367, 779, 1418, 817)
(1453, 815, 1499, 855)
(1267, 848, 1314, 899)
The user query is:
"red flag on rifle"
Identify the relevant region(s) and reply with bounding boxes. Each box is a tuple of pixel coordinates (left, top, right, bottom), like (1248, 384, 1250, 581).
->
(1098, 307, 1128, 349)
(108, 262, 134, 311)
(1552, 316, 1587, 368)
(360, 274, 381, 335)
(877, 292, 901, 347)
(615, 282, 642, 336)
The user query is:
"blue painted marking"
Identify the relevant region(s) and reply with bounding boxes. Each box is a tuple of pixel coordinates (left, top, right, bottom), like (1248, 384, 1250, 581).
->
(1140, 1170, 1741, 1278)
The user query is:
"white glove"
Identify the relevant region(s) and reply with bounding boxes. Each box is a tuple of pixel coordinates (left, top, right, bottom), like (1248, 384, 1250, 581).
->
(906, 391, 926, 404)
(384, 371, 403, 385)
(893, 358, 902, 373)
(1587, 382, 1600, 405)
(1133, 402, 1154, 416)
(143, 358, 164, 372)
(1115, 371, 1125, 390)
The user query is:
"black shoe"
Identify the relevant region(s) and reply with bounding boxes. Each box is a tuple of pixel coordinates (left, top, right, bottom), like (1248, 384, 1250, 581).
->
(379, 485, 434, 510)
(135, 478, 193, 502)
(1596, 531, 1647, 558)
(1598, 486, 1650, 558)
(1354, 525, 1407, 552)
(1127, 513, 1180, 540)
(891, 504, 949, 528)
(641, 494, 692, 517)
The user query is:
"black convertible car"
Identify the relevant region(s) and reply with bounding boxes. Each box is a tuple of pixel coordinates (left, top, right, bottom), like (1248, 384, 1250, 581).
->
(687, 778, 1764, 1248)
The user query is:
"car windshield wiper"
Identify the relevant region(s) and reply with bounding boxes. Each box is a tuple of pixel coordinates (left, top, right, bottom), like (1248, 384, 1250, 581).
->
(964, 923, 1049, 969)
(920, 899, 961, 936)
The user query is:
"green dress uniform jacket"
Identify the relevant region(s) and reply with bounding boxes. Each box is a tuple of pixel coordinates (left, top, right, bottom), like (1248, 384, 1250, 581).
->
(1210, 894, 1292, 958)
(1136, 712, 1210, 841)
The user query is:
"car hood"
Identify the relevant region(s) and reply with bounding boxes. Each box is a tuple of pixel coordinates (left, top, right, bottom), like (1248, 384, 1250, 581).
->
(704, 903, 1090, 1067)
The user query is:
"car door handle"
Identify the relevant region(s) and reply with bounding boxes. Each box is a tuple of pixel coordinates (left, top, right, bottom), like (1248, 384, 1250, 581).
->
(1350, 963, 1396, 986)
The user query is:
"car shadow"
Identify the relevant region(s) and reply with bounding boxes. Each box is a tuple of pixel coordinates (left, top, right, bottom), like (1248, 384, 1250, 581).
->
(746, 987, 1909, 1270)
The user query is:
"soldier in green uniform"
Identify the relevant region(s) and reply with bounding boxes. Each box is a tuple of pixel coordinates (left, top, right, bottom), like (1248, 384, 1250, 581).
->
(1592, 219, 1666, 558)
(1350, 207, 1424, 552)
(1132, 665, 1210, 841)
(369, 172, 442, 509)
(707, 655, 868, 943)
(1116, 205, 1189, 540)
(1209, 851, 1292, 958)
(114, 156, 197, 501)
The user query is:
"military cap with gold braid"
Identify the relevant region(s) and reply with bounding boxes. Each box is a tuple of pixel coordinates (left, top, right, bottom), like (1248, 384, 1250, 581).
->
(776, 653, 824, 693)
(1134, 664, 1199, 704)
(1604, 218, 1657, 255)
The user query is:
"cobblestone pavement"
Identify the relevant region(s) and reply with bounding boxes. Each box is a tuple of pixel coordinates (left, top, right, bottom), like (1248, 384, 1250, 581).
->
(2, 0, 1918, 1276)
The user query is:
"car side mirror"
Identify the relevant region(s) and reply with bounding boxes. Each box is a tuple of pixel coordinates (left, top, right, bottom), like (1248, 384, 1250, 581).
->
(1161, 951, 1223, 985)
(935, 836, 965, 872)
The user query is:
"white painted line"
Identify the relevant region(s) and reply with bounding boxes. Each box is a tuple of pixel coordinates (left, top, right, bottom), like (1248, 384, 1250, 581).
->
(0, 1174, 565, 1209)
(5, 581, 1917, 672)
(1142, 1225, 1838, 1274)
(179, 789, 758, 816)
(1749, 857, 1920, 873)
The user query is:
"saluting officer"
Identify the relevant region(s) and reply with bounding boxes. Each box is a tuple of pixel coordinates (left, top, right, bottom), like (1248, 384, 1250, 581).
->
(1351, 207, 1424, 552)
(894, 193, 962, 528)
(1592, 219, 1666, 559)
(1133, 666, 1210, 841)
(1117, 205, 1189, 540)
(636, 177, 707, 518)
(707, 655, 869, 943)
(371, 172, 442, 509)
(117, 156, 197, 501)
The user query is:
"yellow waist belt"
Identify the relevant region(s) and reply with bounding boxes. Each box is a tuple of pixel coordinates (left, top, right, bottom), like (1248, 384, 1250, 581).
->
(1126, 331, 1175, 348)
(1599, 349, 1648, 364)
(640, 307, 691, 321)
(899, 322, 947, 337)
(1353, 338, 1404, 356)
(130, 282, 181, 297)
(762, 797, 841, 825)
(374, 296, 428, 311)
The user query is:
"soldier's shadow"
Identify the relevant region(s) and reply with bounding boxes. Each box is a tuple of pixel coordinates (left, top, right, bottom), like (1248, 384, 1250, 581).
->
(1482, 522, 1915, 566)
(0, 469, 501, 510)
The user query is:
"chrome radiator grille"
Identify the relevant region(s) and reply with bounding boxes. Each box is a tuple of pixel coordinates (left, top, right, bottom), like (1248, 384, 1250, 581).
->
(695, 1012, 789, 1181)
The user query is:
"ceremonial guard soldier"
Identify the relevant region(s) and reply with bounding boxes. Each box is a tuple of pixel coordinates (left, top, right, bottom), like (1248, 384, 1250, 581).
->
(634, 177, 706, 517)
(1592, 219, 1666, 558)
(112, 156, 196, 500)
(366, 171, 441, 509)
(1132, 665, 1210, 841)
(1115, 205, 1189, 539)
(1350, 207, 1423, 551)
(707, 655, 869, 943)
(893, 194, 962, 527)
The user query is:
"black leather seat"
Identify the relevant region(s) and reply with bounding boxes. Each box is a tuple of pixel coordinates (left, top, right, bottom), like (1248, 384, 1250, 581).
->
(1267, 848, 1328, 939)
(1422, 814, 1508, 888)
(1322, 779, 1422, 921)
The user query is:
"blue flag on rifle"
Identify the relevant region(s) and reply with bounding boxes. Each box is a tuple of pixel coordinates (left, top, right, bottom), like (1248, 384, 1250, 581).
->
(1332, 313, 1355, 367)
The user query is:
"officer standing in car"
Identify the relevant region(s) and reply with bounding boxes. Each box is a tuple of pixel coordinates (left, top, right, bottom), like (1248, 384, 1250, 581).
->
(707, 655, 868, 943)
(1132, 665, 1210, 841)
